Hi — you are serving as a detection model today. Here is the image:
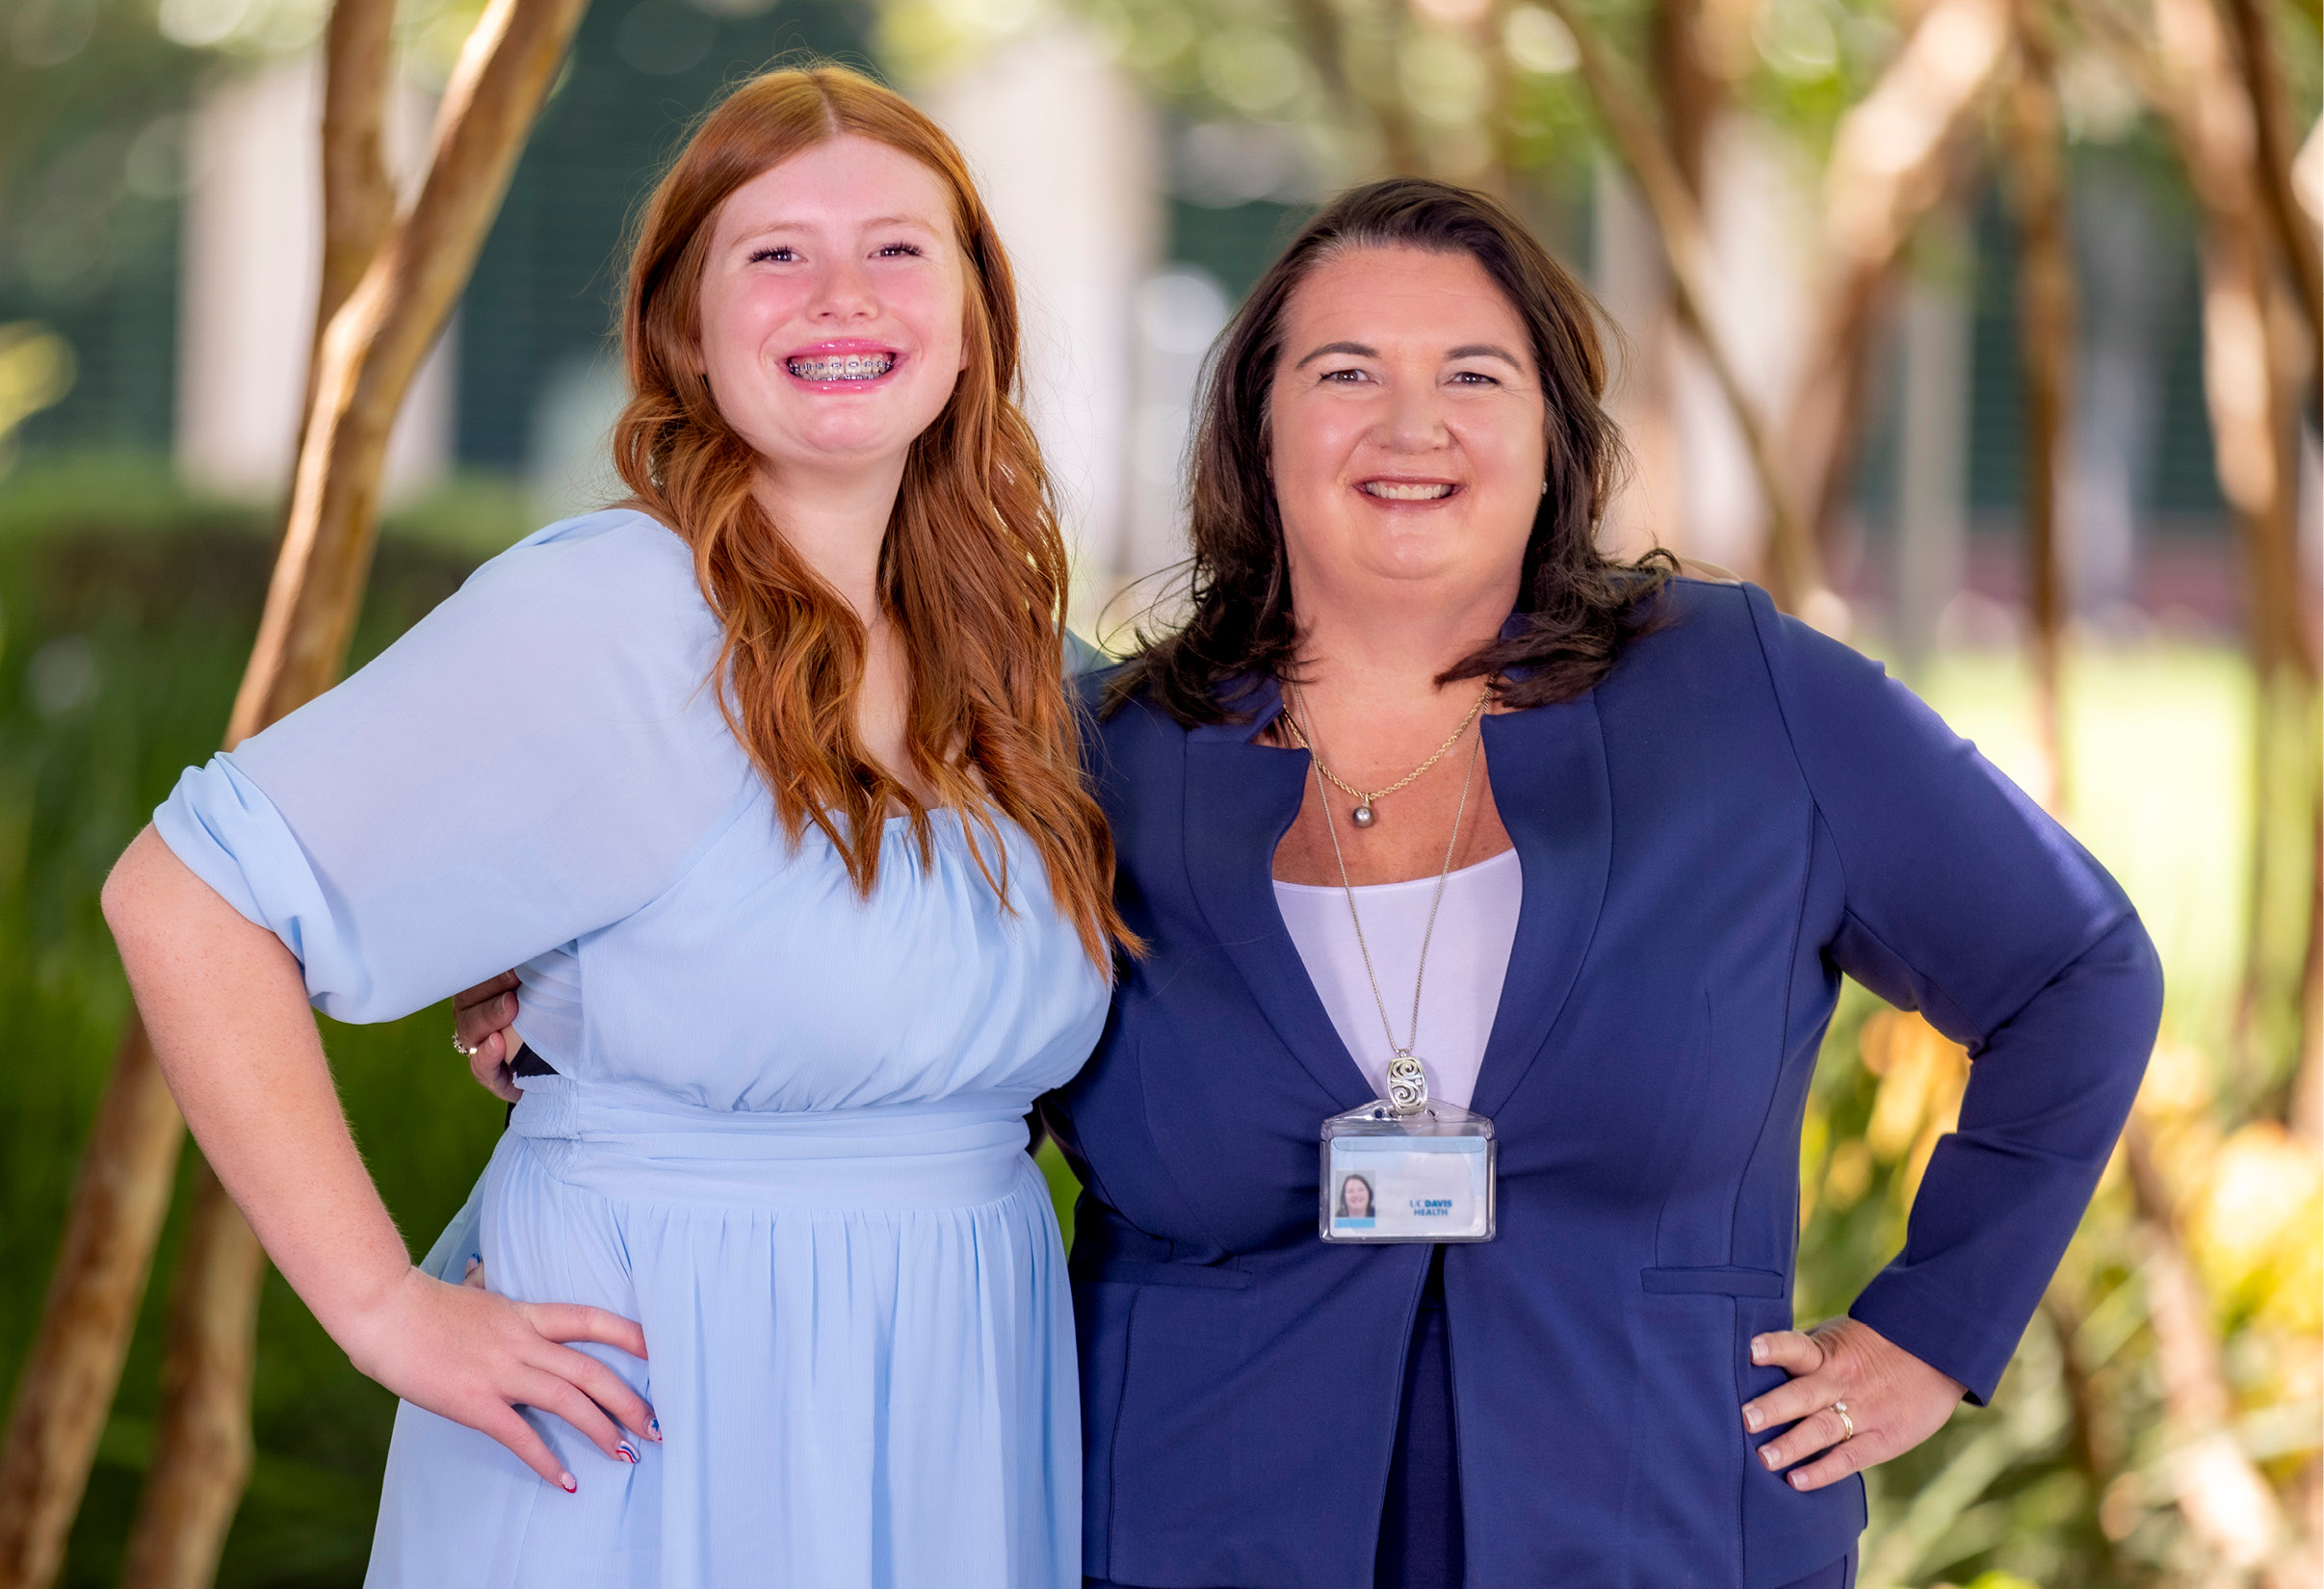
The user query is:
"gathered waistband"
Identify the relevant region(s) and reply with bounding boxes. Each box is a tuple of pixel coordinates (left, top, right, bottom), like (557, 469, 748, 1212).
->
(506, 1077, 1041, 1211)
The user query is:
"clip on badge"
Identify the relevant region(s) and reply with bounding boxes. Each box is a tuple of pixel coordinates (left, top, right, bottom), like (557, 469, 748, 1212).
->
(1320, 1055, 1496, 1244)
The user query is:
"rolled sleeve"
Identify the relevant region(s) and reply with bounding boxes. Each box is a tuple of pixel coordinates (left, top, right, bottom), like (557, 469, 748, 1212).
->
(145, 508, 750, 1027)
(155, 754, 379, 1019)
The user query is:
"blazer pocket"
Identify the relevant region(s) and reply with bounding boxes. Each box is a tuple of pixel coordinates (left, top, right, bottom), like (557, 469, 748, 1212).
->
(1639, 1264, 1786, 1297)
(1073, 1257, 1253, 1290)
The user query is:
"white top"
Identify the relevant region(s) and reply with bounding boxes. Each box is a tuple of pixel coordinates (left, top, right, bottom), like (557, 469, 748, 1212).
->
(1274, 847, 1524, 1110)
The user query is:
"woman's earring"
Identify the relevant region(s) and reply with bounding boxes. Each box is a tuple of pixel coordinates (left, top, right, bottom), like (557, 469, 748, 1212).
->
(1540, 480, 1549, 495)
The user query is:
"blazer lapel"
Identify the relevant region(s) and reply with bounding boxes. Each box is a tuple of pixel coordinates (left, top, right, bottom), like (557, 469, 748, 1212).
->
(1468, 690, 1614, 1120)
(1182, 682, 1379, 1112)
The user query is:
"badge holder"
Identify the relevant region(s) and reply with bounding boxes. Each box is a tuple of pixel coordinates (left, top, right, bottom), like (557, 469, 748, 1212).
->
(1320, 1054, 1496, 1243)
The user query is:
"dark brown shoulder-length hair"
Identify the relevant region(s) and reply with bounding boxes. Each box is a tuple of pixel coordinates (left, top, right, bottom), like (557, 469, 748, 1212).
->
(1104, 176, 1673, 725)
(613, 64, 1125, 964)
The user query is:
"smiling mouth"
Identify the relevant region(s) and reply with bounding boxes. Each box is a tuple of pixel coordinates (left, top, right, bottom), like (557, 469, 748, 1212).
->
(787, 352, 895, 381)
(1360, 481, 1456, 502)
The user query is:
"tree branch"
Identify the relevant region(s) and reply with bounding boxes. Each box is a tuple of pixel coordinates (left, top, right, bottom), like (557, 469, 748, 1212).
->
(1784, 0, 2009, 549)
(294, 0, 402, 454)
(0, 1027, 185, 1589)
(231, 0, 594, 740)
(1999, 3, 2074, 815)
(0, 3, 593, 1584)
(2213, 0, 2323, 369)
(1534, 0, 1826, 612)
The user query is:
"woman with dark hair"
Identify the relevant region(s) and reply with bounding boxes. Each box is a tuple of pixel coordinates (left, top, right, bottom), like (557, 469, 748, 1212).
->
(1046, 177, 2156, 1588)
(459, 175, 2157, 1586)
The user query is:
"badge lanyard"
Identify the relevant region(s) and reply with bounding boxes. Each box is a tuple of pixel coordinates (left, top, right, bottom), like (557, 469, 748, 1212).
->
(1290, 687, 1498, 1245)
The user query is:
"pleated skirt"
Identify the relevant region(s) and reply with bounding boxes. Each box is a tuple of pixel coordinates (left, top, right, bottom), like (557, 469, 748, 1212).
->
(368, 1081, 1079, 1589)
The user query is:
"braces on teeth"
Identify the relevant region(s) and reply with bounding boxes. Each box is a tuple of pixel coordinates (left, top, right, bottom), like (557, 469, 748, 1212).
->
(788, 352, 894, 380)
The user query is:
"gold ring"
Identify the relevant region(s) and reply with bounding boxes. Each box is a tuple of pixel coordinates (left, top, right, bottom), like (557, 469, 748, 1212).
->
(1833, 1400, 1854, 1442)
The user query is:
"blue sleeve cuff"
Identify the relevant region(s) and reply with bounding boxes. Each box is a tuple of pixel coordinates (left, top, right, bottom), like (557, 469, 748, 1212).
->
(151, 755, 376, 1017)
(152, 757, 271, 931)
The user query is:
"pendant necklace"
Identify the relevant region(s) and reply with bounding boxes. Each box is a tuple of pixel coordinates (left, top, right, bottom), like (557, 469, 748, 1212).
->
(1280, 680, 1492, 828)
(1291, 688, 1483, 1114)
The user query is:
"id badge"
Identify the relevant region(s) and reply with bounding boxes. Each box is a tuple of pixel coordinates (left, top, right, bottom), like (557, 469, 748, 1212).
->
(1320, 1099, 1496, 1243)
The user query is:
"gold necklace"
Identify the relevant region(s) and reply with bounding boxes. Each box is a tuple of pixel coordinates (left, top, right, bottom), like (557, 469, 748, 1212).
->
(1281, 680, 1493, 828)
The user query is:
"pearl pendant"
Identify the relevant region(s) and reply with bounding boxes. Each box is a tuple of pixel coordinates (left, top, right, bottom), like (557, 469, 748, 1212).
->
(1351, 802, 1376, 828)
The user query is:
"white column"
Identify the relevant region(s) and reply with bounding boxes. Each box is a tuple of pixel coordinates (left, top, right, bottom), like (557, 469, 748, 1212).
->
(2072, 163, 2181, 628)
(1590, 123, 1817, 576)
(1121, 268, 1229, 600)
(177, 51, 452, 503)
(1679, 115, 1818, 574)
(1590, 155, 1682, 561)
(921, 26, 1162, 628)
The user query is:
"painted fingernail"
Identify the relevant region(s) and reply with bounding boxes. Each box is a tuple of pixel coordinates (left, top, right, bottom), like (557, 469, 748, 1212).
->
(559, 1472, 577, 1493)
(615, 1442, 639, 1464)
(647, 1417, 663, 1442)
(1743, 1407, 1762, 1431)
(1751, 1340, 1768, 1364)
(1762, 1446, 1781, 1470)
(1789, 1472, 1807, 1489)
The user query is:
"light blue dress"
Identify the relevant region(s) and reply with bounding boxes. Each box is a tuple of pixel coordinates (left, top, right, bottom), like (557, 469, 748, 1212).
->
(154, 508, 1110, 1589)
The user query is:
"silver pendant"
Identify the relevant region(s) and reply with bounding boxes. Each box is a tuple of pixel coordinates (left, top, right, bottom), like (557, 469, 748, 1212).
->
(1351, 801, 1376, 828)
(1386, 1051, 1429, 1114)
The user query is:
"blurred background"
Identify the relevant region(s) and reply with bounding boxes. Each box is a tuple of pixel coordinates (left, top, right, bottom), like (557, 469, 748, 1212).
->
(0, 0, 2315, 1581)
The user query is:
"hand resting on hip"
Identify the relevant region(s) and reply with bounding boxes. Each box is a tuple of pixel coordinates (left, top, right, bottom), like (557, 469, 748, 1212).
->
(1740, 1315, 1966, 1491)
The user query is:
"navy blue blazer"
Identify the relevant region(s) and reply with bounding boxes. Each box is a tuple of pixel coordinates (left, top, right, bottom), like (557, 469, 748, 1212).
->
(1047, 579, 2161, 1589)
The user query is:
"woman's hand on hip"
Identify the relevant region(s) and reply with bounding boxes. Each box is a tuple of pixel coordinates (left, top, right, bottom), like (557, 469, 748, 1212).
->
(455, 971, 524, 1102)
(339, 1265, 657, 1491)
(1739, 1316, 1965, 1492)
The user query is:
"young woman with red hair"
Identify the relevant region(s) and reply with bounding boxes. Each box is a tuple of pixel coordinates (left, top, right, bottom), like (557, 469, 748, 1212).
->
(101, 65, 1120, 1587)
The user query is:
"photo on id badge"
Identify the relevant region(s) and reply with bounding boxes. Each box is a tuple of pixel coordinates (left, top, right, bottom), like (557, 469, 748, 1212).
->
(1321, 1112, 1495, 1242)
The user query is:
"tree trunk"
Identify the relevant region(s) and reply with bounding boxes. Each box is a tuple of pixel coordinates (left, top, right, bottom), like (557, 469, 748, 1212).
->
(1784, 0, 2009, 554)
(1536, 0, 1825, 612)
(118, 0, 592, 1577)
(293, 0, 402, 458)
(2293, 774, 2323, 1142)
(2213, 0, 2322, 393)
(0, 1026, 185, 1589)
(2071, 0, 2318, 685)
(1999, 8, 2074, 817)
(1648, 0, 1718, 196)
(2123, 1124, 2299, 1572)
(0, 2, 590, 1585)
(232, 0, 593, 739)
(2068, 0, 2323, 1110)
(2039, 1287, 2130, 1582)
(113, 21, 398, 1578)
(115, 1167, 264, 1589)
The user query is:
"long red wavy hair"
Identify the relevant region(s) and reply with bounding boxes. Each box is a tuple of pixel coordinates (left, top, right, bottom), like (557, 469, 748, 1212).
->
(612, 64, 1125, 965)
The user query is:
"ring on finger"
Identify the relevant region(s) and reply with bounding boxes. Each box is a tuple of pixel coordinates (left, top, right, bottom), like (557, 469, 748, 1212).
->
(453, 1032, 479, 1058)
(1832, 1400, 1854, 1442)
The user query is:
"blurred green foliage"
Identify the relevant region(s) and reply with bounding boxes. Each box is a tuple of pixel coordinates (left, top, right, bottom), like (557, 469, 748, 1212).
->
(0, 462, 524, 1586)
